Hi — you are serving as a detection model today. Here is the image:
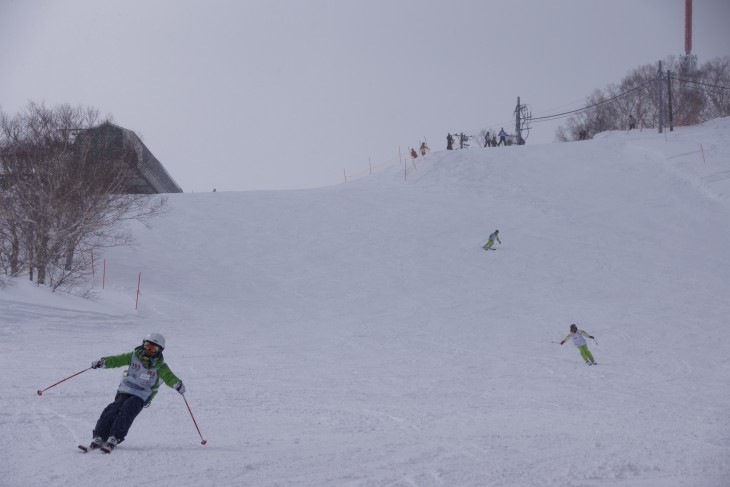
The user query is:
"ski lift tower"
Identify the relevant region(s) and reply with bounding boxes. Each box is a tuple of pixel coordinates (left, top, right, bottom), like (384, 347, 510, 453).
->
(514, 96, 531, 145)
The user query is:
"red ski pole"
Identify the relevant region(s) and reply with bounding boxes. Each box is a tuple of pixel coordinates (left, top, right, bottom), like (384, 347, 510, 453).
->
(37, 367, 91, 396)
(182, 394, 207, 445)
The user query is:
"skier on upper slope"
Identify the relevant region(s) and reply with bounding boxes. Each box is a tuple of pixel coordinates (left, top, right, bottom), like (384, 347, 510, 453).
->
(482, 229, 501, 250)
(560, 324, 597, 365)
(85, 333, 185, 452)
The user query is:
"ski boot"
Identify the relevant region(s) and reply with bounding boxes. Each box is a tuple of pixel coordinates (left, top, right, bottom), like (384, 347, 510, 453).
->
(100, 436, 118, 453)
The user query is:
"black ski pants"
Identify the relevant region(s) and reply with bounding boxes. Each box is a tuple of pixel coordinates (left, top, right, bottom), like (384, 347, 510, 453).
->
(93, 392, 144, 443)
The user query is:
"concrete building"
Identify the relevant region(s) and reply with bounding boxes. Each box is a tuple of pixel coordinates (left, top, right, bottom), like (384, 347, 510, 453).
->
(84, 122, 183, 194)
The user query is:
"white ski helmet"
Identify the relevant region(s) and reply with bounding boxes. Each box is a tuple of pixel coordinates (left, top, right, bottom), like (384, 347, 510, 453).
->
(144, 332, 165, 349)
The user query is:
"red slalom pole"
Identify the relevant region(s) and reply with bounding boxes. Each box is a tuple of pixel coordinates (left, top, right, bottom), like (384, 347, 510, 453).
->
(37, 367, 91, 396)
(182, 394, 207, 445)
(135, 272, 141, 310)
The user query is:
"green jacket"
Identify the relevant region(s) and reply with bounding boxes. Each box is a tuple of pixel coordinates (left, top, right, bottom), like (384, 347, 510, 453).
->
(103, 346, 180, 406)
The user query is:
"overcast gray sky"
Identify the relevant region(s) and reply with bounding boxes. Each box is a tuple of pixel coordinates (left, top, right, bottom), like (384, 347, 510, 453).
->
(1, 0, 728, 192)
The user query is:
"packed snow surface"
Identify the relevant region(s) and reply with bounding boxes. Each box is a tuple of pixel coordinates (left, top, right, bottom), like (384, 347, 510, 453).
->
(2, 119, 730, 486)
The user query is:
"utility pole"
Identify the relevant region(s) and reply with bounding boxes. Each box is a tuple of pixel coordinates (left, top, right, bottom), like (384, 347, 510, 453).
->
(658, 60, 663, 134)
(679, 0, 697, 124)
(513, 97, 530, 145)
(667, 70, 674, 131)
(515, 96, 521, 143)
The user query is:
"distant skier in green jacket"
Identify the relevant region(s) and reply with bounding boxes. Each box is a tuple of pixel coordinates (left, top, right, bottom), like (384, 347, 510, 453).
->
(560, 324, 597, 365)
(483, 229, 501, 250)
(85, 333, 185, 452)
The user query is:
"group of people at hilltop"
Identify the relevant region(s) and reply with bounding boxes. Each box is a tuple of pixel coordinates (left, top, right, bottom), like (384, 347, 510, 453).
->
(423, 110, 642, 157)
(447, 128, 510, 150)
(484, 128, 510, 147)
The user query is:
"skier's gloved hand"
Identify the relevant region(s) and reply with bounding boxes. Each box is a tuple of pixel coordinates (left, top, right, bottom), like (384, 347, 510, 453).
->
(174, 381, 186, 394)
(91, 359, 105, 369)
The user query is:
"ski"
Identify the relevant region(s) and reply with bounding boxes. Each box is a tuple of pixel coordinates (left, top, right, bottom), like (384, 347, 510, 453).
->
(79, 444, 104, 453)
(100, 446, 113, 454)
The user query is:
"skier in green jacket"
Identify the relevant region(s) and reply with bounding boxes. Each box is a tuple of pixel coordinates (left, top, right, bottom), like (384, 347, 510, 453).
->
(483, 229, 501, 250)
(85, 333, 185, 452)
(560, 323, 597, 365)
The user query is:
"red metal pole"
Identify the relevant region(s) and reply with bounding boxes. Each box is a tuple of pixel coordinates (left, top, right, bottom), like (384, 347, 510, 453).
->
(685, 0, 692, 55)
(37, 367, 91, 395)
(135, 272, 141, 310)
(182, 394, 207, 445)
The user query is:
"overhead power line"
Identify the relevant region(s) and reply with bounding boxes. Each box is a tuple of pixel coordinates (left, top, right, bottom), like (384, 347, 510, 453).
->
(668, 75, 730, 92)
(530, 80, 654, 123)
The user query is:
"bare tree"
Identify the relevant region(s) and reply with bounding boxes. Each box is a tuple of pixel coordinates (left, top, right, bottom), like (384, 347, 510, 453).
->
(556, 56, 730, 141)
(699, 57, 730, 120)
(0, 101, 167, 291)
(0, 188, 23, 276)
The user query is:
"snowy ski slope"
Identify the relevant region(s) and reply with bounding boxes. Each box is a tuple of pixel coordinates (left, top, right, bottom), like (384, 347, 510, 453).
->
(2, 118, 730, 486)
